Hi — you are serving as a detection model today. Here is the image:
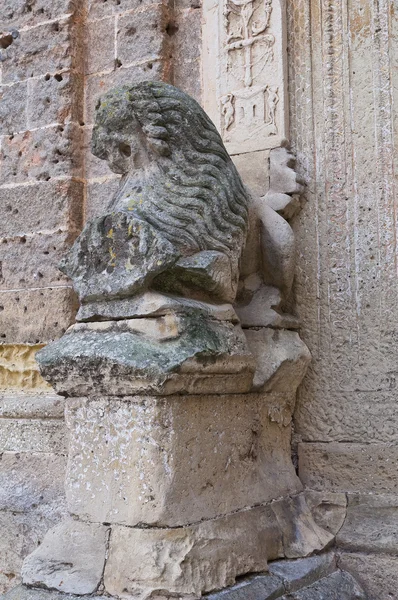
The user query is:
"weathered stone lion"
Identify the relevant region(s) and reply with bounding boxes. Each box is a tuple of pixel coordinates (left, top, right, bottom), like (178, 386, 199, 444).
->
(62, 81, 250, 312)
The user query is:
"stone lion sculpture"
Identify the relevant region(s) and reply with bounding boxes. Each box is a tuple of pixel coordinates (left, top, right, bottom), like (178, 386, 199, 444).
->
(62, 82, 250, 313)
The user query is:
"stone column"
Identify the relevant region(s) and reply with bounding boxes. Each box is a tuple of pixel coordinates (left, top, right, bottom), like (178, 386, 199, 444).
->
(16, 81, 331, 599)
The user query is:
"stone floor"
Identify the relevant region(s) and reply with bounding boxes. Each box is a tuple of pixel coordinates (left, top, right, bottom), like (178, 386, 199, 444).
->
(1, 552, 366, 600)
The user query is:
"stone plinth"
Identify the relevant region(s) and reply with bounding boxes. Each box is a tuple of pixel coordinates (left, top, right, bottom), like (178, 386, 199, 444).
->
(65, 392, 303, 527)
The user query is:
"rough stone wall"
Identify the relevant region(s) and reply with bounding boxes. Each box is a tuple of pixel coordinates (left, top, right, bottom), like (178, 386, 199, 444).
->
(287, 0, 398, 596)
(0, 0, 203, 592)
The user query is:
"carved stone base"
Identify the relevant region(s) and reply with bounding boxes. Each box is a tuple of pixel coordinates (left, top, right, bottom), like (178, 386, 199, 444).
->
(36, 315, 256, 396)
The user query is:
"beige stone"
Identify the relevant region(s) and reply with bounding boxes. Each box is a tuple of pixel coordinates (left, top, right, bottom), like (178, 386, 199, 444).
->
(337, 494, 398, 554)
(0, 345, 52, 393)
(236, 285, 300, 329)
(244, 329, 311, 393)
(0, 395, 64, 420)
(104, 506, 283, 598)
(232, 151, 270, 198)
(299, 442, 398, 494)
(338, 552, 398, 600)
(0, 419, 67, 454)
(304, 490, 347, 536)
(65, 393, 302, 526)
(21, 520, 108, 595)
(202, 0, 287, 153)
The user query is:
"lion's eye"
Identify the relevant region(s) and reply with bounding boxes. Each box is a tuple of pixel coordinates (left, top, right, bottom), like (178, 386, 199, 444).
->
(119, 142, 132, 157)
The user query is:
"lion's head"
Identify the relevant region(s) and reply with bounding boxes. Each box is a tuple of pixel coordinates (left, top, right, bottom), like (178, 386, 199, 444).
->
(91, 82, 250, 261)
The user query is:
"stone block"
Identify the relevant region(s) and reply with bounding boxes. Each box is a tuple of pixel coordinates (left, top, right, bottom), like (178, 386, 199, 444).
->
(104, 506, 283, 598)
(0, 124, 83, 185)
(85, 61, 165, 125)
(244, 329, 311, 394)
(337, 494, 398, 554)
(304, 490, 347, 536)
(0, 418, 67, 453)
(287, 571, 366, 600)
(0, 287, 78, 344)
(338, 552, 398, 600)
(0, 0, 75, 29)
(87, 0, 167, 20)
(232, 151, 270, 197)
(299, 442, 398, 494)
(295, 389, 398, 444)
(0, 180, 83, 237)
(205, 574, 284, 600)
(0, 83, 28, 135)
(28, 73, 83, 129)
(1, 19, 74, 84)
(85, 16, 115, 75)
(22, 520, 109, 595)
(85, 178, 121, 220)
(0, 231, 78, 290)
(65, 393, 302, 526)
(0, 345, 52, 393)
(0, 510, 66, 596)
(0, 452, 66, 513)
(268, 553, 335, 593)
(0, 396, 64, 420)
(117, 5, 170, 67)
(173, 8, 202, 103)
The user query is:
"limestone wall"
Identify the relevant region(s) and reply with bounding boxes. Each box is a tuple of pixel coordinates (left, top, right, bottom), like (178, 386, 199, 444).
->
(0, 0, 202, 591)
(287, 0, 398, 595)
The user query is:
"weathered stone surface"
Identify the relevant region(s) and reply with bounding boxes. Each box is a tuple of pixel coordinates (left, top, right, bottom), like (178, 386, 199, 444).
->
(37, 316, 255, 396)
(337, 493, 398, 554)
(173, 7, 202, 104)
(85, 16, 115, 75)
(232, 151, 270, 198)
(65, 393, 302, 526)
(87, 0, 167, 20)
(269, 147, 304, 197)
(236, 285, 300, 329)
(338, 552, 398, 600)
(244, 329, 311, 393)
(28, 73, 83, 129)
(104, 507, 283, 598)
(0, 418, 67, 453)
(0, 231, 78, 291)
(0, 287, 78, 344)
(0, 452, 66, 513)
(286, 571, 366, 600)
(299, 442, 398, 494)
(268, 553, 335, 593)
(117, 6, 171, 66)
(0, 395, 64, 419)
(0, 180, 83, 237)
(271, 494, 333, 559)
(304, 491, 347, 536)
(21, 521, 108, 595)
(85, 178, 121, 221)
(0, 0, 74, 29)
(0, 124, 82, 184)
(0, 82, 27, 135)
(1, 18, 74, 84)
(0, 345, 52, 392)
(205, 574, 284, 600)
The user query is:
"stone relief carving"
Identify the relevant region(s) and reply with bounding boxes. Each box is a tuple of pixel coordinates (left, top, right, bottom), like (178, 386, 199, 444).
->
(203, 0, 286, 153)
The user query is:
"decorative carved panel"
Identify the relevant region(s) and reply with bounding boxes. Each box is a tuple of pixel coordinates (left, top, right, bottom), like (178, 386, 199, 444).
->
(202, 0, 287, 154)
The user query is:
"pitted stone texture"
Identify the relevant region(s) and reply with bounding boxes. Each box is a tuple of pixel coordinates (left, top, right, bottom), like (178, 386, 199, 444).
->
(268, 553, 335, 593)
(337, 494, 398, 554)
(104, 507, 283, 598)
(284, 571, 366, 600)
(299, 442, 398, 494)
(65, 393, 302, 526)
(244, 329, 311, 393)
(21, 521, 108, 595)
(36, 317, 255, 396)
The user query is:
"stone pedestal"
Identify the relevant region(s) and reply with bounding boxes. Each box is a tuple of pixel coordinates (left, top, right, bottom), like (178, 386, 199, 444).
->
(17, 320, 334, 600)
